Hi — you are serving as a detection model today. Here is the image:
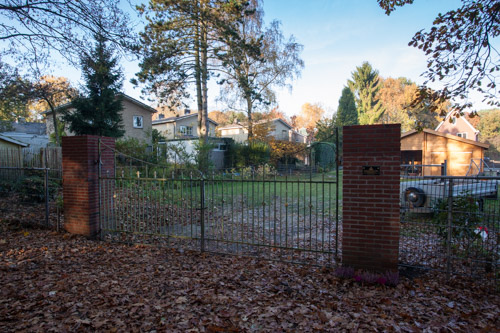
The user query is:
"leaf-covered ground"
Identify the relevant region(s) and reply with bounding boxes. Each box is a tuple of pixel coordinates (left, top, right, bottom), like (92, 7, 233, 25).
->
(0, 221, 498, 332)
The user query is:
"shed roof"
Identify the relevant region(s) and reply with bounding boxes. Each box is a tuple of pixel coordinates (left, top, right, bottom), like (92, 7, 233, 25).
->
(0, 133, 29, 147)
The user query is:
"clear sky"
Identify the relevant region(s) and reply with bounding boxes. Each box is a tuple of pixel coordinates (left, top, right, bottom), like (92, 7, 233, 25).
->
(257, 0, 494, 117)
(11, 0, 495, 118)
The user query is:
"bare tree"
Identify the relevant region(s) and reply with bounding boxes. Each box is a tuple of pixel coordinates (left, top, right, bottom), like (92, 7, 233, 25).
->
(0, 0, 135, 67)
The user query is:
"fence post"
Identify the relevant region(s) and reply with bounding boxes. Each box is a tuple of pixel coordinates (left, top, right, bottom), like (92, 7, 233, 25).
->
(335, 127, 339, 259)
(446, 178, 454, 277)
(98, 139, 102, 240)
(200, 177, 205, 252)
(44, 166, 49, 227)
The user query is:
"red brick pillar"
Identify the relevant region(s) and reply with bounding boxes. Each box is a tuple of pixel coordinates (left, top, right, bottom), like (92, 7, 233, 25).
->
(62, 136, 115, 237)
(342, 124, 400, 271)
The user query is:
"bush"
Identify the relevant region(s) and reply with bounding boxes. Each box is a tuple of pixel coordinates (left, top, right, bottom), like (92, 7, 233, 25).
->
(225, 141, 270, 168)
(0, 179, 15, 197)
(237, 164, 277, 179)
(432, 193, 483, 251)
(16, 176, 47, 202)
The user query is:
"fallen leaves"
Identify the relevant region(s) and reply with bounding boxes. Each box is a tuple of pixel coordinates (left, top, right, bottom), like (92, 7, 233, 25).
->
(0, 221, 498, 332)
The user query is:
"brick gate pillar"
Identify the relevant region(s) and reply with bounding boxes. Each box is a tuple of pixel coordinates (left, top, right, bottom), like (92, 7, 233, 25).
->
(62, 136, 115, 237)
(342, 124, 400, 271)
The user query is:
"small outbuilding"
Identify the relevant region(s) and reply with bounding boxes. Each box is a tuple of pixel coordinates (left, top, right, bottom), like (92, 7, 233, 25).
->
(0, 133, 29, 168)
(401, 129, 489, 176)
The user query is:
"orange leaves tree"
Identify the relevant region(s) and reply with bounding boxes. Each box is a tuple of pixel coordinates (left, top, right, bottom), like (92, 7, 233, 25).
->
(378, 0, 500, 114)
(268, 139, 306, 167)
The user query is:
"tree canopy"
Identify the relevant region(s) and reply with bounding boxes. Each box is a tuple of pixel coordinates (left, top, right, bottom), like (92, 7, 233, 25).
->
(0, 0, 133, 67)
(135, 0, 255, 143)
(477, 109, 500, 158)
(217, 0, 304, 139)
(0, 62, 31, 122)
(377, 77, 445, 131)
(378, 0, 500, 113)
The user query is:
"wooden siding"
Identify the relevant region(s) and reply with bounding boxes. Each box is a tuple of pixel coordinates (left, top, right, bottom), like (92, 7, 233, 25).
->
(401, 130, 486, 176)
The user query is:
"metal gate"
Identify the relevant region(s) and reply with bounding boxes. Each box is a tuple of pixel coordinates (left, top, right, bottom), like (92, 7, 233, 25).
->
(98, 139, 340, 266)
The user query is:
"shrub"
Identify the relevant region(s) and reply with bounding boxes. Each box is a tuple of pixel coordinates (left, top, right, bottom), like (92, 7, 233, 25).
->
(0, 179, 15, 197)
(334, 266, 354, 279)
(225, 141, 270, 168)
(432, 192, 483, 251)
(334, 267, 399, 287)
(15, 176, 46, 202)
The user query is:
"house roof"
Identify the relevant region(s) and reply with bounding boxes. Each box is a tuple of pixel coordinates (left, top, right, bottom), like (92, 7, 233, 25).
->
(0, 133, 29, 147)
(152, 113, 218, 126)
(41, 93, 157, 115)
(218, 123, 246, 130)
(218, 118, 293, 131)
(4, 122, 46, 135)
(402, 128, 489, 149)
(435, 111, 479, 133)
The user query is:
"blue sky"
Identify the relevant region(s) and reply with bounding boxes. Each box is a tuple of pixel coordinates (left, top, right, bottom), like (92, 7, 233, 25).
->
(258, 0, 491, 117)
(8, 0, 494, 118)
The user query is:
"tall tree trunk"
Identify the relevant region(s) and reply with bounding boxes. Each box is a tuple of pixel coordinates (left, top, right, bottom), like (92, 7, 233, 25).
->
(200, 26, 208, 144)
(48, 101, 61, 147)
(246, 96, 253, 140)
(195, 0, 203, 140)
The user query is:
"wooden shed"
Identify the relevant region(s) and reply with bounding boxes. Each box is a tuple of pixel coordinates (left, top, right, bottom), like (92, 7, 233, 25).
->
(401, 129, 489, 176)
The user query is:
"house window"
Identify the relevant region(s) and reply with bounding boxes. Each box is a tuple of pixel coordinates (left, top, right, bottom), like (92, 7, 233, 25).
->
(214, 143, 227, 151)
(179, 125, 193, 136)
(133, 116, 143, 128)
(451, 117, 457, 125)
(282, 130, 288, 140)
(457, 132, 467, 139)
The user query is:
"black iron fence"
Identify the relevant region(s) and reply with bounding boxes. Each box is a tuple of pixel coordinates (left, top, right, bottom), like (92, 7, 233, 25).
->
(100, 159, 341, 266)
(0, 167, 63, 229)
(400, 174, 499, 286)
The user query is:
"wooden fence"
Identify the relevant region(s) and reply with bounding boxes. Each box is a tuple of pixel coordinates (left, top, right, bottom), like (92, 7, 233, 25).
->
(0, 147, 62, 170)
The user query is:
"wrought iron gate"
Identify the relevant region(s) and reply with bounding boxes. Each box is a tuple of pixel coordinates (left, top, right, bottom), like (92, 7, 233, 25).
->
(98, 139, 340, 266)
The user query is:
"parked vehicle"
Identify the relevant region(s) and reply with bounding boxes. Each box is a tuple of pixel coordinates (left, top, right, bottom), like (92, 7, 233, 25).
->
(401, 177, 498, 212)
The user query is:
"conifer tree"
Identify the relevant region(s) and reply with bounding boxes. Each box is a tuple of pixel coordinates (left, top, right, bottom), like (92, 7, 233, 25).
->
(65, 34, 124, 137)
(348, 62, 384, 125)
(337, 86, 358, 127)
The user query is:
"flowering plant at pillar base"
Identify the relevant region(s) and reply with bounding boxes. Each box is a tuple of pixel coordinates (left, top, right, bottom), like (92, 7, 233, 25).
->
(334, 266, 400, 287)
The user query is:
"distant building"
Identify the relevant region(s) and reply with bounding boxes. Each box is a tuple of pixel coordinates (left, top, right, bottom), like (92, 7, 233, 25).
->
(0, 133, 28, 150)
(218, 118, 306, 143)
(0, 120, 48, 151)
(152, 109, 218, 140)
(43, 93, 157, 143)
(435, 111, 480, 141)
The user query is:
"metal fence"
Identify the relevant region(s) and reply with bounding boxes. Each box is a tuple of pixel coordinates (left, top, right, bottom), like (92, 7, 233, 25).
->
(400, 174, 499, 286)
(99, 145, 341, 266)
(0, 167, 63, 229)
